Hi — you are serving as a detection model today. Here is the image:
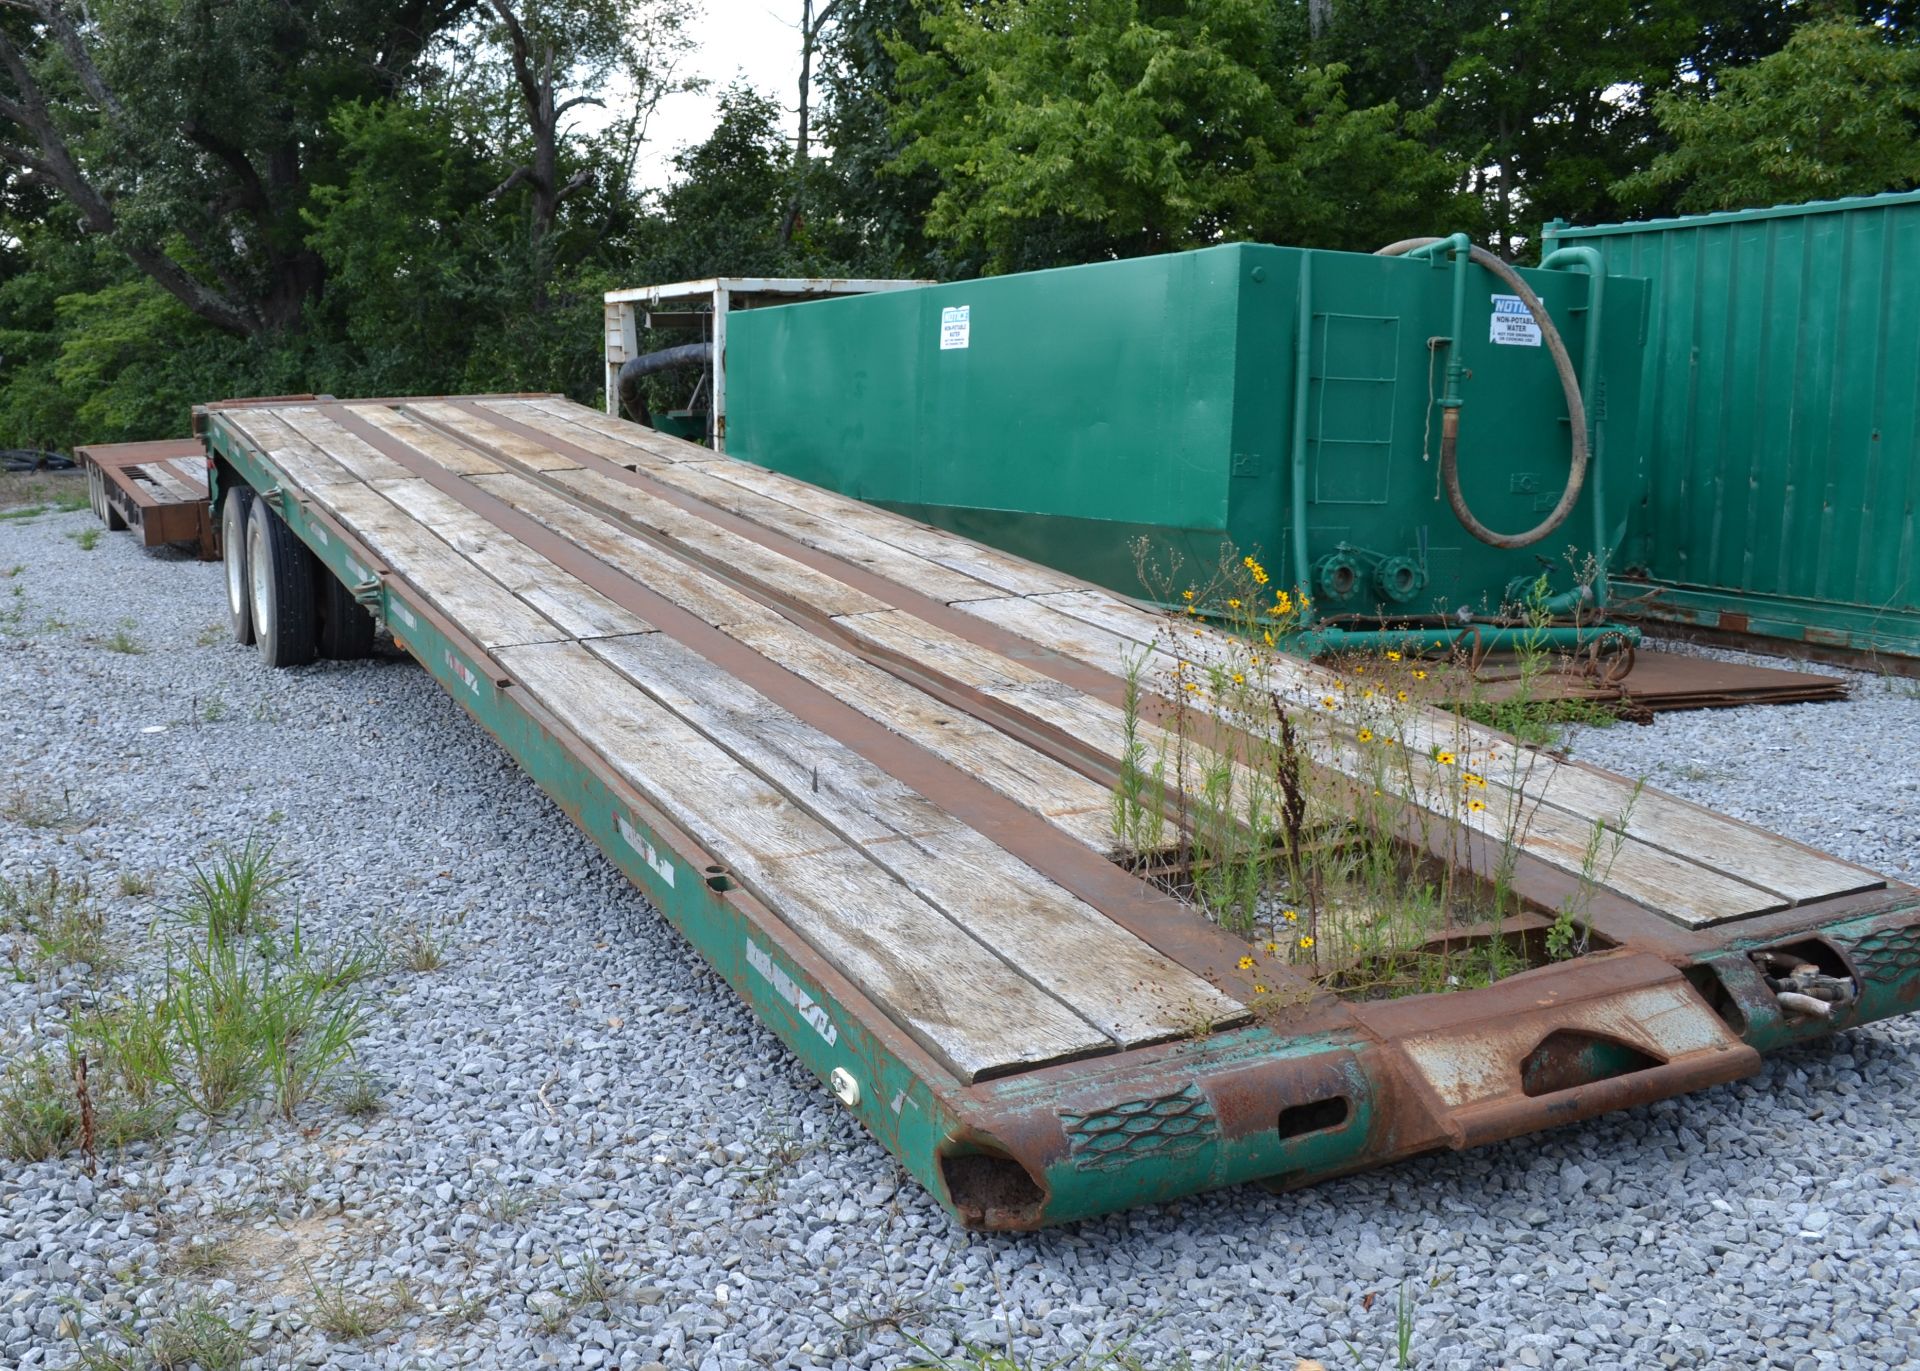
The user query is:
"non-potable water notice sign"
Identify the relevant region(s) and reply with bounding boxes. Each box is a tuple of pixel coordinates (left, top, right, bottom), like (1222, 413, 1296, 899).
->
(1489, 294, 1542, 347)
(939, 304, 971, 350)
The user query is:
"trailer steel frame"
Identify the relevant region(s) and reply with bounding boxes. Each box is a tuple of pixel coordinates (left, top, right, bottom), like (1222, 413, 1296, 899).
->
(194, 395, 1920, 1229)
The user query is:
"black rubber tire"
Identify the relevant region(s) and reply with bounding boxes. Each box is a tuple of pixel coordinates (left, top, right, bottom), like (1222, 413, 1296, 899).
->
(221, 486, 255, 646)
(245, 496, 318, 668)
(316, 569, 376, 660)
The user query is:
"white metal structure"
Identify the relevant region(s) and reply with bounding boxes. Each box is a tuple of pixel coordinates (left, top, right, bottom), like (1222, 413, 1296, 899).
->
(602, 277, 932, 450)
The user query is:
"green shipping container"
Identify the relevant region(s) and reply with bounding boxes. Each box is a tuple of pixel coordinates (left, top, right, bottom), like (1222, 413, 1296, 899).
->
(1543, 191, 1920, 659)
(726, 243, 1649, 646)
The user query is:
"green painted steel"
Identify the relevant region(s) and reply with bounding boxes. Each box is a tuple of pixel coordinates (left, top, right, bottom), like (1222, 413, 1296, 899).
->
(1543, 191, 1920, 659)
(725, 242, 1650, 627)
(199, 410, 1920, 1229)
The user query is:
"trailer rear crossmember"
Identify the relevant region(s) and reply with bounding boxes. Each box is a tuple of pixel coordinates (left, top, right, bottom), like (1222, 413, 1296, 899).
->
(196, 394, 1920, 1229)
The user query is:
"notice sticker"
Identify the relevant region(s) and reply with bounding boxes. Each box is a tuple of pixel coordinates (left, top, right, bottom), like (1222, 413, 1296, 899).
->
(1489, 294, 1542, 347)
(939, 304, 971, 350)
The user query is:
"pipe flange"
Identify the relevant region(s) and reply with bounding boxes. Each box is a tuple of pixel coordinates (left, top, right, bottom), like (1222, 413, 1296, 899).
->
(1314, 552, 1364, 603)
(1373, 556, 1427, 605)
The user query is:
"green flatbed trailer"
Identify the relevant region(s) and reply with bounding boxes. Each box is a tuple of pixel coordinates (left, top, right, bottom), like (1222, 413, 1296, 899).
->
(191, 394, 1920, 1228)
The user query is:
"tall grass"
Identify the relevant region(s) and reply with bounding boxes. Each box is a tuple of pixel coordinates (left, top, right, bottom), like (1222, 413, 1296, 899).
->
(1, 841, 376, 1164)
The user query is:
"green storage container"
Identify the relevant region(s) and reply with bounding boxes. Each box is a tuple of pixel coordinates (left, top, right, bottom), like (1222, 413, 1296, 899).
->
(1543, 191, 1920, 659)
(726, 242, 1649, 644)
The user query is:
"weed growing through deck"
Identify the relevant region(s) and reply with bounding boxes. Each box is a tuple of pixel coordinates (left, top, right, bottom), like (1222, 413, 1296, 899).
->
(1111, 542, 1644, 1000)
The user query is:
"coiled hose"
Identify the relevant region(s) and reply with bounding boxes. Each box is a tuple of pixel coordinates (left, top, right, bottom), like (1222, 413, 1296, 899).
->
(1374, 237, 1588, 550)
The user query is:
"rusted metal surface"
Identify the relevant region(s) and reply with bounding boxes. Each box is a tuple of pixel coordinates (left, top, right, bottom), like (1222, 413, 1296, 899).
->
(1438, 647, 1849, 715)
(198, 395, 1920, 1230)
(73, 439, 216, 556)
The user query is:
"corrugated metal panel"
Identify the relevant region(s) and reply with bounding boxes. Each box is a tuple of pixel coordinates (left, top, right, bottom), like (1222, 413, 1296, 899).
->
(1544, 191, 1920, 657)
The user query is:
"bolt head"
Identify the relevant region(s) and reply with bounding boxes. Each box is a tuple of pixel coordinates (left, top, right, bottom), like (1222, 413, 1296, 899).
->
(829, 1067, 860, 1108)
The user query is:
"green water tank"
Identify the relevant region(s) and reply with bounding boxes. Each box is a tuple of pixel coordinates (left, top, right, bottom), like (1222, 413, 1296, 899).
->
(725, 242, 1648, 626)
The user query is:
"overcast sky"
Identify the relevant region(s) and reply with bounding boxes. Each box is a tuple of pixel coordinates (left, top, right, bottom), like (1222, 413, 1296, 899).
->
(635, 2, 805, 187)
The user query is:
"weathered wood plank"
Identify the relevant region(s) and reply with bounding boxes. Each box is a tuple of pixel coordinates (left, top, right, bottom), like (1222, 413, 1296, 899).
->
(512, 396, 704, 464)
(402, 400, 585, 473)
(466, 473, 765, 632)
(319, 482, 569, 650)
(478, 398, 682, 469)
(347, 405, 508, 478)
(1530, 762, 1883, 906)
(222, 411, 365, 489)
(271, 407, 417, 486)
(543, 467, 889, 620)
(587, 631, 1241, 1043)
(690, 456, 1084, 598)
(375, 479, 652, 641)
(724, 617, 1120, 853)
(496, 638, 1114, 1079)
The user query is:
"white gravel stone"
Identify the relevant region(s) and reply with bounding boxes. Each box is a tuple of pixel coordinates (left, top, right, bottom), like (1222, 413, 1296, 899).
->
(1, 503, 1917, 1370)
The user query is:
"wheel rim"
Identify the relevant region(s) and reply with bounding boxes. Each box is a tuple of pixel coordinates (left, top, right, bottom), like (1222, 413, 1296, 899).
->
(225, 503, 247, 620)
(248, 517, 272, 642)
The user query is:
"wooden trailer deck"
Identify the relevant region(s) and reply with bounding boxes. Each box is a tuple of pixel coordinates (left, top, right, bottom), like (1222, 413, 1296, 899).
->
(200, 394, 1920, 1226)
(74, 439, 216, 555)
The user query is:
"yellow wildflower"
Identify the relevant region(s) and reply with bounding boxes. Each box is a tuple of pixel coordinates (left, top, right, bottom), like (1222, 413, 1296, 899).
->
(1397, 690, 1409, 702)
(1386, 650, 1402, 661)
(1357, 728, 1374, 743)
(1437, 750, 1456, 765)
(1298, 935, 1315, 950)
(1263, 940, 1279, 955)
(1263, 631, 1275, 647)
(1227, 598, 1241, 609)
(1321, 695, 1338, 709)
(1237, 955, 1255, 971)
(1182, 589, 1195, 601)
(1232, 672, 1245, 685)
(1413, 669, 1428, 681)
(1282, 909, 1298, 923)
(1252, 983, 1268, 995)
(1468, 798, 1487, 813)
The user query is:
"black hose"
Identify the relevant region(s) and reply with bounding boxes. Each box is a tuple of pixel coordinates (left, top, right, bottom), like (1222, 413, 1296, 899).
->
(2, 449, 74, 472)
(616, 342, 712, 427)
(1374, 237, 1589, 550)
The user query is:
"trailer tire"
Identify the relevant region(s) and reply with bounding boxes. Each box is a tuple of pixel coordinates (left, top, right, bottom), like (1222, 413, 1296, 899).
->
(316, 571, 376, 660)
(246, 497, 318, 668)
(222, 486, 255, 646)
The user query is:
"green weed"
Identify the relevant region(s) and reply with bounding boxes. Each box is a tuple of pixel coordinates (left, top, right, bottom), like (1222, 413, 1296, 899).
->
(307, 1275, 417, 1341)
(116, 870, 155, 899)
(177, 838, 289, 943)
(69, 527, 103, 551)
(3, 868, 113, 972)
(102, 623, 143, 654)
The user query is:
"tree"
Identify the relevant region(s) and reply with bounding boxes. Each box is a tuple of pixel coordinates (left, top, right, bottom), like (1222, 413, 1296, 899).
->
(889, 0, 1473, 273)
(0, 0, 474, 338)
(779, 0, 845, 243)
(1619, 19, 1920, 213)
(481, 0, 696, 250)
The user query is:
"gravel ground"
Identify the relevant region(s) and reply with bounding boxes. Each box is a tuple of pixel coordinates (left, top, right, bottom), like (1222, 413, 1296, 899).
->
(2, 498, 1918, 1371)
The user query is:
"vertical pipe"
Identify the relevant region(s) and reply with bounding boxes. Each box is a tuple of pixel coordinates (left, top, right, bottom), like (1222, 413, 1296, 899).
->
(1541, 246, 1608, 607)
(1290, 252, 1315, 614)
